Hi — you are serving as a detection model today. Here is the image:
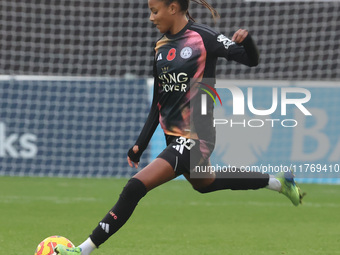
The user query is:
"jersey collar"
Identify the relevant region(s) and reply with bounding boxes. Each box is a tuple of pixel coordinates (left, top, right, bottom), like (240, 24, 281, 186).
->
(165, 20, 193, 39)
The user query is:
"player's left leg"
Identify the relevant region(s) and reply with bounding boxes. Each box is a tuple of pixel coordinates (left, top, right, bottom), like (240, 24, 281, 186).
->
(55, 158, 176, 255)
(55, 176, 151, 255)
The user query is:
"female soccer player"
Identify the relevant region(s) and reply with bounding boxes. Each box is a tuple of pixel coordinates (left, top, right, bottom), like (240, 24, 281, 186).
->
(56, 0, 303, 254)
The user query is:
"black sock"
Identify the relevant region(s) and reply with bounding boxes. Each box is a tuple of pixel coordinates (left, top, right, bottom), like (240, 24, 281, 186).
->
(195, 170, 269, 193)
(90, 178, 147, 247)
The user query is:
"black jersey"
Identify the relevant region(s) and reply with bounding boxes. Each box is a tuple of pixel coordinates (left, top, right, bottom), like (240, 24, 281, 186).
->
(135, 21, 259, 154)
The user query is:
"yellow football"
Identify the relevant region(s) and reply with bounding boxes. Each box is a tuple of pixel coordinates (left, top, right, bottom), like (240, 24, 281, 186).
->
(34, 235, 75, 255)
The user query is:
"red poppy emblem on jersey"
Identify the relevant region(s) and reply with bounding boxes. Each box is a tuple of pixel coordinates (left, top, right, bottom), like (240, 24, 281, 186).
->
(166, 48, 176, 61)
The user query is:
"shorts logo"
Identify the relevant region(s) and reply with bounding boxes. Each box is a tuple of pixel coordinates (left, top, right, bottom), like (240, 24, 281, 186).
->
(180, 47, 192, 59)
(172, 137, 196, 154)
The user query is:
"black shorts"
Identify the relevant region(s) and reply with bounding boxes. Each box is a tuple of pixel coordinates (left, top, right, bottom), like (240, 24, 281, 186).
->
(157, 135, 214, 176)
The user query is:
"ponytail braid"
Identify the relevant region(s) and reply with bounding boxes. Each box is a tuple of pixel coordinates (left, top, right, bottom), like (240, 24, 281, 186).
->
(188, 0, 220, 21)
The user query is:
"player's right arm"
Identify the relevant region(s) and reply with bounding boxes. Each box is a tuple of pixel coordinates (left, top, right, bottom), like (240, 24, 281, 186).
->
(127, 73, 160, 168)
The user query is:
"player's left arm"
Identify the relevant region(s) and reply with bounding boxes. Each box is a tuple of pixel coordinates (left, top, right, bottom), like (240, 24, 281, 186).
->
(212, 29, 259, 67)
(228, 29, 259, 67)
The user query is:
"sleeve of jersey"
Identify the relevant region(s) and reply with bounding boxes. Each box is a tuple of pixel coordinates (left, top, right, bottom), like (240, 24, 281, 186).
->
(212, 33, 259, 67)
(134, 76, 160, 153)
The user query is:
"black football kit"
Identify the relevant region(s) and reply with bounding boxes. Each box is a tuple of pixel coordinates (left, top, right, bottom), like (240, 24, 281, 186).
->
(132, 20, 259, 174)
(91, 21, 267, 249)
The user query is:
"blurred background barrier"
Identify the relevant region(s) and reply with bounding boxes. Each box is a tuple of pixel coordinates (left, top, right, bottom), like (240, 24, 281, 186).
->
(1, 0, 338, 80)
(0, 77, 150, 177)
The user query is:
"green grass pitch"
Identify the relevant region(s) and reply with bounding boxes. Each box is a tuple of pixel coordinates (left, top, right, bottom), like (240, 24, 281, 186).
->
(1, 176, 339, 255)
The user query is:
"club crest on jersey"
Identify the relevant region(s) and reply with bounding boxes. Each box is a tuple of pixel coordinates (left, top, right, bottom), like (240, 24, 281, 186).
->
(180, 47, 192, 59)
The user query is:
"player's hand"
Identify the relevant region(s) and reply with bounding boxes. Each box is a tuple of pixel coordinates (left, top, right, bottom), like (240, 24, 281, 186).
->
(232, 29, 248, 44)
(127, 145, 140, 169)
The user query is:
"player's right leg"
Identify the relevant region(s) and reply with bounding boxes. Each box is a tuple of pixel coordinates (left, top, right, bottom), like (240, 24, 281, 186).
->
(185, 166, 304, 206)
(55, 158, 176, 255)
(276, 170, 304, 206)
